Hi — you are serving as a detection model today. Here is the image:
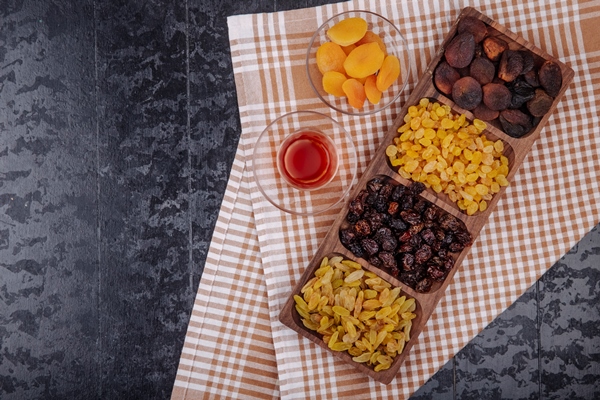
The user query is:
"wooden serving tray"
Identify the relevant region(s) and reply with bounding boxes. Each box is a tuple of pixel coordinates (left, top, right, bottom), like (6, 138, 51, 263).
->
(280, 7, 574, 385)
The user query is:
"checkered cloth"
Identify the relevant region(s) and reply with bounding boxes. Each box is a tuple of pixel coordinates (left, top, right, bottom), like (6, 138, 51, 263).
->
(172, 0, 600, 398)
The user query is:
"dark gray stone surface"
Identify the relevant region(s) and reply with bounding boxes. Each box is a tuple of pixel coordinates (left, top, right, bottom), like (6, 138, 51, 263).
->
(1, 1, 598, 399)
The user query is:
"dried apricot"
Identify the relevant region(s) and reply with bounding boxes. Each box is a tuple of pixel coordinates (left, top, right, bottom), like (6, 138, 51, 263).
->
(364, 74, 382, 105)
(376, 55, 400, 92)
(355, 31, 387, 54)
(342, 79, 366, 109)
(322, 71, 347, 97)
(341, 44, 357, 55)
(326, 17, 368, 47)
(316, 42, 347, 74)
(344, 42, 385, 79)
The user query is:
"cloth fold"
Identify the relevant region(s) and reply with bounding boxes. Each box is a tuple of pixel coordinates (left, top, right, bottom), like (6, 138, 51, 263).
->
(173, 0, 600, 398)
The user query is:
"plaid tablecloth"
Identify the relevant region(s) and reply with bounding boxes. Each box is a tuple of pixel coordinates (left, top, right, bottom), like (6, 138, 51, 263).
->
(172, 0, 600, 398)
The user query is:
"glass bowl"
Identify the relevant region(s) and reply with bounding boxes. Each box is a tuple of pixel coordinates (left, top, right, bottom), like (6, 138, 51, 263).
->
(306, 10, 412, 116)
(252, 111, 358, 216)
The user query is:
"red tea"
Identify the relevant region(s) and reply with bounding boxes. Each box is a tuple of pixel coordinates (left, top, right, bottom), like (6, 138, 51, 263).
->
(277, 130, 338, 190)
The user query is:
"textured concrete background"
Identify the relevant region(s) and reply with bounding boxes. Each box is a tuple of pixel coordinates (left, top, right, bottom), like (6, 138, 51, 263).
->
(0, 1, 598, 399)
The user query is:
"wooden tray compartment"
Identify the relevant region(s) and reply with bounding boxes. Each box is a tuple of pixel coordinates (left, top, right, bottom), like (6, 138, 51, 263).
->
(280, 7, 574, 385)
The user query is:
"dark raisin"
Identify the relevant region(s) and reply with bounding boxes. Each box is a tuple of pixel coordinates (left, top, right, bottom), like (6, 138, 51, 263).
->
(427, 264, 447, 281)
(367, 178, 384, 193)
(409, 232, 423, 248)
(348, 198, 365, 216)
(390, 184, 407, 201)
(347, 242, 366, 259)
(366, 212, 385, 231)
(415, 278, 433, 293)
(361, 238, 379, 256)
(413, 199, 428, 214)
(449, 241, 466, 252)
(400, 253, 415, 271)
(420, 228, 436, 246)
(379, 183, 394, 199)
(354, 219, 371, 236)
(398, 242, 414, 253)
(365, 193, 378, 206)
(379, 251, 397, 269)
(399, 272, 419, 288)
(439, 213, 463, 232)
(400, 210, 422, 225)
(415, 244, 432, 264)
(346, 212, 360, 223)
(398, 230, 412, 243)
(454, 230, 473, 246)
(423, 205, 439, 221)
(409, 181, 426, 195)
(409, 223, 425, 235)
(373, 196, 388, 213)
(400, 194, 415, 210)
(387, 201, 399, 215)
(339, 228, 356, 246)
(369, 256, 383, 268)
(389, 218, 407, 232)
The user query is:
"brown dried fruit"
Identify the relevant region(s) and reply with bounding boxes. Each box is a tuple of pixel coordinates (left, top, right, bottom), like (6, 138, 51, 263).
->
(482, 36, 508, 62)
(482, 83, 512, 111)
(519, 50, 535, 75)
(434, 61, 461, 96)
(499, 109, 533, 138)
(445, 32, 475, 69)
(472, 102, 500, 121)
(507, 78, 535, 109)
(498, 50, 523, 82)
(452, 76, 482, 110)
(523, 69, 539, 87)
(538, 60, 562, 97)
(527, 88, 554, 117)
(469, 57, 496, 85)
(457, 16, 488, 43)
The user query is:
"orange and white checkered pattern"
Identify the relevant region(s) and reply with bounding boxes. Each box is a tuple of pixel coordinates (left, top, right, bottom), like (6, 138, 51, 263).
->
(172, 0, 600, 398)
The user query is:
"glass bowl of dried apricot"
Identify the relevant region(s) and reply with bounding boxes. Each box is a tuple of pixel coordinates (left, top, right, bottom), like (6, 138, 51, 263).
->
(306, 10, 411, 116)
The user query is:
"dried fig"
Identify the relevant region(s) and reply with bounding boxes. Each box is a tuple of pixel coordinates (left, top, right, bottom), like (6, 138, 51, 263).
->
(452, 76, 482, 110)
(519, 50, 535, 75)
(523, 69, 539, 87)
(506, 78, 535, 108)
(527, 88, 554, 117)
(499, 109, 533, 138)
(457, 16, 487, 43)
(538, 60, 562, 97)
(482, 36, 508, 62)
(445, 32, 475, 69)
(472, 102, 500, 121)
(482, 83, 512, 111)
(498, 50, 523, 82)
(469, 57, 496, 85)
(434, 61, 460, 96)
